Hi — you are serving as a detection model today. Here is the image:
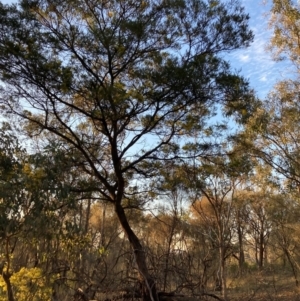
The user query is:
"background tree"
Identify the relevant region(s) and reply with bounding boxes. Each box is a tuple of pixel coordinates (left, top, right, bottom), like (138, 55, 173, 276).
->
(186, 148, 253, 301)
(0, 124, 73, 301)
(238, 0, 300, 185)
(267, 190, 300, 286)
(147, 162, 189, 293)
(268, 0, 300, 64)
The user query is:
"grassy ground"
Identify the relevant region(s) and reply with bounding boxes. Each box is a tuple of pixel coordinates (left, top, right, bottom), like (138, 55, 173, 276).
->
(225, 265, 300, 301)
(96, 265, 300, 301)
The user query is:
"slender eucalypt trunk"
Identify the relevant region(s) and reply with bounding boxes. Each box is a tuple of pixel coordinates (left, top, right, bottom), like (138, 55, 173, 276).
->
(115, 202, 159, 301)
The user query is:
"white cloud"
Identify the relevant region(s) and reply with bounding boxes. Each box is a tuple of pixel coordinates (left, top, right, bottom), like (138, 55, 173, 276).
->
(260, 75, 267, 82)
(226, 1, 295, 99)
(239, 54, 250, 62)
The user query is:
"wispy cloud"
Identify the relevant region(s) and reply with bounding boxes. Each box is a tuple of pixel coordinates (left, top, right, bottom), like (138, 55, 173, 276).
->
(260, 75, 267, 82)
(238, 54, 250, 62)
(226, 1, 294, 99)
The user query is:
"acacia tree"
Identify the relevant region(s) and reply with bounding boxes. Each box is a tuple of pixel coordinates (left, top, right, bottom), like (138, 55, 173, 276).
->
(236, 0, 300, 185)
(0, 0, 253, 300)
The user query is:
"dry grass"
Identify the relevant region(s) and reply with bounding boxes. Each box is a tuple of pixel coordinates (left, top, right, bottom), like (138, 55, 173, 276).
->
(94, 265, 300, 301)
(226, 265, 300, 301)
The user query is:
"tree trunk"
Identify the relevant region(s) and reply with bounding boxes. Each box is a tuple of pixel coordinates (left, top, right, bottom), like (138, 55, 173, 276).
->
(258, 225, 264, 269)
(238, 230, 245, 273)
(163, 217, 177, 292)
(236, 212, 245, 275)
(115, 202, 158, 301)
(219, 246, 227, 301)
(100, 203, 106, 247)
(283, 247, 299, 286)
(217, 222, 227, 301)
(2, 272, 15, 301)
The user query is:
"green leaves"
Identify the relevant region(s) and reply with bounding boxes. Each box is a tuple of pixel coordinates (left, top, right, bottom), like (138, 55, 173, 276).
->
(269, 0, 300, 63)
(0, 2, 255, 297)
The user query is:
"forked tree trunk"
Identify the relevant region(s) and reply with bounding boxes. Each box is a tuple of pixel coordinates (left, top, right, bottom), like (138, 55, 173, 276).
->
(115, 203, 159, 301)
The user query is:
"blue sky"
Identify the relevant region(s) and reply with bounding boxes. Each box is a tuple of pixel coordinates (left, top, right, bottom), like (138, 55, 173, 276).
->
(1, 0, 288, 99)
(227, 0, 292, 99)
